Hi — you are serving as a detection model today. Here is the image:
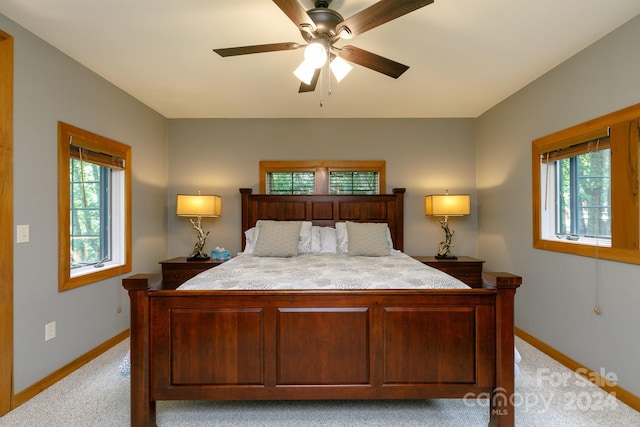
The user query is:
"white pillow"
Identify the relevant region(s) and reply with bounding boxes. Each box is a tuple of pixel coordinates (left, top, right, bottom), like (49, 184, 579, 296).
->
(243, 227, 256, 253)
(252, 220, 302, 257)
(311, 226, 322, 253)
(319, 226, 338, 253)
(345, 221, 391, 256)
(385, 227, 395, 251)
(335, 222, 349, 253)
(298, 221, 313, 254)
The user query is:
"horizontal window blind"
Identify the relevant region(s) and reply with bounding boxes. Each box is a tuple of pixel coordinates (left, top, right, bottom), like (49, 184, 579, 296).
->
(267, 172, 315, 194)
(540, 126, 610, 163)
(329, 171, 378, 194)
(70, 145, 125, 170)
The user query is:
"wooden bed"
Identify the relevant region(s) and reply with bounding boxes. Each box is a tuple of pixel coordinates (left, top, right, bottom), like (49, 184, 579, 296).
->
(123, 188, 522, 426)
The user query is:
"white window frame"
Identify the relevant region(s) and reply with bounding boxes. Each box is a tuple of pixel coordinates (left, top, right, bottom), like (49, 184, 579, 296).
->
(539, 148, 612, 248)
(69, 168, 126, 278)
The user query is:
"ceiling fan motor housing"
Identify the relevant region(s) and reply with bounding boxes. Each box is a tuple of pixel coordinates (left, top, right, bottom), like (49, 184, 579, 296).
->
(304, 5, 344, 41)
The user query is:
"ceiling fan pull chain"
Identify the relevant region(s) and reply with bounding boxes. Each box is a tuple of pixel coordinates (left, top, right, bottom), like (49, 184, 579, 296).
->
(320, 65, 324, 107)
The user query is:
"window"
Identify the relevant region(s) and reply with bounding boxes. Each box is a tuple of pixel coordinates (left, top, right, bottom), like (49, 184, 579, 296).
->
(267, 171, 315, 194)
(260, 161, 385, 195)
(532, 103, 640, 264)
(541, 134, 611, 245)
(555, 146, 611, 239)
(58, 122, 132, 291)
(329, 171, 378, 194)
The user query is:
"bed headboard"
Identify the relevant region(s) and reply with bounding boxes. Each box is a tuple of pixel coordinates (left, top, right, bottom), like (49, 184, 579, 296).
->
(240, 188, 405, 251)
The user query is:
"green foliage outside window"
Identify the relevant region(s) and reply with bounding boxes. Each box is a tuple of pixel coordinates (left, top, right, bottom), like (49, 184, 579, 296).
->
(268, 172, 315, 194)
(557, 149, 611, 238)
(267, 171, 379, 195)
(330, 171, 377, 194)
(70, 159, 109, 267)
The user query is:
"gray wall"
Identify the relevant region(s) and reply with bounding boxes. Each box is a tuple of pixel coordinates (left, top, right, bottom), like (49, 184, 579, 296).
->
(2, 14, 169, 393)
(476, 15, 640, 396)
(167, 118, 478, 258)
(6, 6, 640, 402)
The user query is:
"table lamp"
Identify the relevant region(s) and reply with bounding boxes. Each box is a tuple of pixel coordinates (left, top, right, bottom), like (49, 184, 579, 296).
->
(425, 191, 470, 259)
(176, 193, 221, 260)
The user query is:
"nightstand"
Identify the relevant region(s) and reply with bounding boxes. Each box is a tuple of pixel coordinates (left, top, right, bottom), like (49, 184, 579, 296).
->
(159, 257, 226, 290)
(411, 256, 485, 288)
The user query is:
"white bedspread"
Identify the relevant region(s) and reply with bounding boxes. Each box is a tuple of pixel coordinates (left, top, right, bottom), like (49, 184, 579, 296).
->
(178, 252, 469, 291)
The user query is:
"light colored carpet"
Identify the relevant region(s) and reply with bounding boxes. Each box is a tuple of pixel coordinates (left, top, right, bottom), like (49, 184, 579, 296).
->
(1, 337, 639, 426)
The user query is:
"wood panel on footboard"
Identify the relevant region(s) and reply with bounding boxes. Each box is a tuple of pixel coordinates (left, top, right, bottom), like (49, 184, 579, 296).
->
(123, 272, 521, 427)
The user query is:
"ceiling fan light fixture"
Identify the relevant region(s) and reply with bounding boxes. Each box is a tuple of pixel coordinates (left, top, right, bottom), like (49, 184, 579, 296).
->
(330, 56, 352, 82)
(293, 60, 316, 85)
(304, 42, 328, 69)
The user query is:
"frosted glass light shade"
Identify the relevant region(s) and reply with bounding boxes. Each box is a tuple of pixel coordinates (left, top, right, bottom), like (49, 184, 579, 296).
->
(294, 60, 316, 85)
(330, 56, 352, 82)
(304, 42, 327, 69)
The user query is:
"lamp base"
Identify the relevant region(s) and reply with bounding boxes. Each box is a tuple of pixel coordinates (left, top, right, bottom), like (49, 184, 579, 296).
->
(435, 254, 457, 260)
(187, 253, 210, 261)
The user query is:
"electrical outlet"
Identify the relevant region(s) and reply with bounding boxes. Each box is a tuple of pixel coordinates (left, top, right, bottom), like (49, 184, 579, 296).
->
(45, 321, 56, 341)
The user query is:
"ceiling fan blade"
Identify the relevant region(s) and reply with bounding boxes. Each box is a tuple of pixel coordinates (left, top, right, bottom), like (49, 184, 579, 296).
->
(298, 68, 321, 93)
(273, 0, 316, 32)
(214, 42, 300, 57)
(338, 45, 409, 79)
(337, 0, 433, 38)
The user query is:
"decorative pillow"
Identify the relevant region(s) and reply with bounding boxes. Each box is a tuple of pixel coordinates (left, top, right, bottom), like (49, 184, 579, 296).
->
(253, 220, 302, 257)
(345, 221, 391, 256)
(319, 226, 338, 253)
(335, 222, 349, 253)
(244, 221, 312, 254)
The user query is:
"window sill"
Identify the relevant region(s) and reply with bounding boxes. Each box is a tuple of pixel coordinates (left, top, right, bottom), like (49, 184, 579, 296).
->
(542, 235, 611, 247)
(61, 262, 131, 292)
(534, 238, 640, 265)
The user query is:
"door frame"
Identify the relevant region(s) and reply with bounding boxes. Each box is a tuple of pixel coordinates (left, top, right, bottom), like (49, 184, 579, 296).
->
(0, 29, 14, 415)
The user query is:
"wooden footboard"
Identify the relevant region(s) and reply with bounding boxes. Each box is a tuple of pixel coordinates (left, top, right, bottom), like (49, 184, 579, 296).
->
(123, 272, 521, 427)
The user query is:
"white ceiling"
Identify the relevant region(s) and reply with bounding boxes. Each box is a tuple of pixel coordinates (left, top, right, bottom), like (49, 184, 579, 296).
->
(1, 0, 640, 118)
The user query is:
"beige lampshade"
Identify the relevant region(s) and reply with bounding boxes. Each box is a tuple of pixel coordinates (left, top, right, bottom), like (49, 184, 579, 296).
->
(425, 194, 470, 216)
(176, 194, 221, 217)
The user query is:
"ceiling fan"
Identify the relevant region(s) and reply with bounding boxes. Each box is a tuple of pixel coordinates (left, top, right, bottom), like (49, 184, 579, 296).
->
(213, 0, 434, 93)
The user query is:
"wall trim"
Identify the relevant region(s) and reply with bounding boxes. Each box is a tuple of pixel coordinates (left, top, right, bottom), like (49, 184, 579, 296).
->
(12, 330, 129, 409)
(516, 327, 640, 412)
(0, 29, 14, 417)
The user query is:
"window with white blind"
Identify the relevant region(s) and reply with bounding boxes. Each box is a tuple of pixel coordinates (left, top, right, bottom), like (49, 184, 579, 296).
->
(260, 161, 385, 195)
(532, 104, 640, 264)
(58, 122, 132, 291)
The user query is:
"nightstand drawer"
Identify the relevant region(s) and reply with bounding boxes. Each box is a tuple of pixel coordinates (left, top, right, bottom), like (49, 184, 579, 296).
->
(433, 263, 483, 287)
(162, 268, 203, 287)
(159, 257, 225, 290)
(411, 256, 485, 288)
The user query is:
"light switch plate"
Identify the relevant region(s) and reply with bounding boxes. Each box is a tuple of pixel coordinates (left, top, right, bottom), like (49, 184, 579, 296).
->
(17, 224, 29, 243)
